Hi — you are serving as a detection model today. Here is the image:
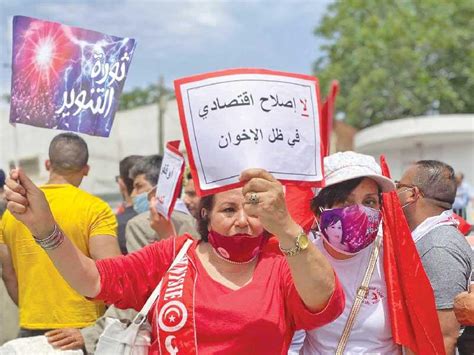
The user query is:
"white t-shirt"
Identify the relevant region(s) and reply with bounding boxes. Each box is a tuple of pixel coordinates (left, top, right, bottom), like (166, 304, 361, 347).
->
(300, 235, 399, 355)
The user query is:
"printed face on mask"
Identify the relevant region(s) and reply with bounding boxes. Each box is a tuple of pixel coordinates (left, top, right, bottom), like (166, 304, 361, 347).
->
(323, 218, 348, 252)
(319, 178, 382, 255)
(320, 205, 381, 255)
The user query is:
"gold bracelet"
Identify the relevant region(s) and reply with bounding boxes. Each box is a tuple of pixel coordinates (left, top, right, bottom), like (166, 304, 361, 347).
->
(279, 229, 310, 257)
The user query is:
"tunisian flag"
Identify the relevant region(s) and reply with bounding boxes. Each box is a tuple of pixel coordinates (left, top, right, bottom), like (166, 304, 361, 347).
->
(380, 156, 445, 354)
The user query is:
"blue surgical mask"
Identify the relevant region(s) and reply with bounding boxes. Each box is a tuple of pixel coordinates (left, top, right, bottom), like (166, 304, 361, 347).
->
(133, 192, 149, 214)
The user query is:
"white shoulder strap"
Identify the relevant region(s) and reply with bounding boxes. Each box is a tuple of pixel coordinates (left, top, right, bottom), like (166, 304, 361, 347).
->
(132, 238, 194, 325)
(335, 232, 382, 355)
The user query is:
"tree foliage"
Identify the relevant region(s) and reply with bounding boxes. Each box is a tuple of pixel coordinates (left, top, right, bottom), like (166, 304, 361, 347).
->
(314, 0, 474, 129)
(118, 82, 174, 111)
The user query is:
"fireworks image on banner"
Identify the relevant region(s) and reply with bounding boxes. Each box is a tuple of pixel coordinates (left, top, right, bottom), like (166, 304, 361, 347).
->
(10, 16, 136, 137)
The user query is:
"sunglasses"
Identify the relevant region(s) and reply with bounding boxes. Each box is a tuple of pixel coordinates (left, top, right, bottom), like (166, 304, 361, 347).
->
(394, 181, 452, 208)
(394, 181, 419, 191)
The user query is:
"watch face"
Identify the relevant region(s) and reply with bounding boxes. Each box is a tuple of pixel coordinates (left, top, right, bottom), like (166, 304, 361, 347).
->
(299, 233, 310, 250)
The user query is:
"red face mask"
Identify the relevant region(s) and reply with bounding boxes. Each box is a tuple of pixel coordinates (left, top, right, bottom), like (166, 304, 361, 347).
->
(207, 230, 268, 263)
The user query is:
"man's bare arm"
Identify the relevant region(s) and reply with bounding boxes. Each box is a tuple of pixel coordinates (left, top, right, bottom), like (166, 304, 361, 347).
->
(438, 309, 461, 355)
(0, 243, 18, 305)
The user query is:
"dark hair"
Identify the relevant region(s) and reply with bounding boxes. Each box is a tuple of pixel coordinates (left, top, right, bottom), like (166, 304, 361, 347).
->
(186, 171, 193, 180)
(0, 169, 5, 189)
(311, 178, 364, 216)
(324, 213, 342, 228)
(322, 214, 345, 243)
(129, 155, 163, 186)
(48, 133, 88, 173)
(196, 195, 215, 242)
(119, 155, 143, 195)
(413, 160, 456, 209)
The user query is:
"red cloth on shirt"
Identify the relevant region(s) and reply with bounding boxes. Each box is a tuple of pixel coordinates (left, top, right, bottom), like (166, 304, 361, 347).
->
(453, 213, 472, 236)
(95, 235, 344, 354)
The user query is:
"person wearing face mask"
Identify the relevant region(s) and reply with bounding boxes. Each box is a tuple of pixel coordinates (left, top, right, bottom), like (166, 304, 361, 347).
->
(3, 167, 344, 354)
(125, 155, 197, 253)
(397, 160, 472, 355)
(295, 151, 400, 354)
(115, 155, 143, 254)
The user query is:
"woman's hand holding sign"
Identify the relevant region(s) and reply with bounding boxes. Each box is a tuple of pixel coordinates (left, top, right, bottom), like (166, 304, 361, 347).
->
(5, 169, 56, 239)
(240, 168, 300, 241)
(240, 168, 336, 312)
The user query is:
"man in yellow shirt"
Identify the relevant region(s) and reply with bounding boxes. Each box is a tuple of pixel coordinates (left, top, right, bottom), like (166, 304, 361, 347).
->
(0, 133, 121, 349)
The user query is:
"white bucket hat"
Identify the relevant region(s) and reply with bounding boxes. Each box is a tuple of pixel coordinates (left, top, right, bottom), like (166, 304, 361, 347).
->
(322, 151, 396, 192)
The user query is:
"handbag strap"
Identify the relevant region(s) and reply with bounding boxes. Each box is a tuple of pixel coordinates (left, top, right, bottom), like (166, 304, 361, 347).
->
(132, 238, 194, 325)
(335, 232, 383, 355)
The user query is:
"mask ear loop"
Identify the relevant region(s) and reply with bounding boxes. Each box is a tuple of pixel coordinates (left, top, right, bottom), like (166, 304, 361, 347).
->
(310, 207, 325, 235)
(399, 187, 417, 209)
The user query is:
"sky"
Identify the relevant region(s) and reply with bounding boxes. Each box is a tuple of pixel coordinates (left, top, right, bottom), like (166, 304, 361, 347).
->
(0, 0, 332, 101)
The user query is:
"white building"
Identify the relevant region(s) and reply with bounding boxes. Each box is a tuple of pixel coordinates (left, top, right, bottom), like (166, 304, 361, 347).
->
(0, 100, 184, 205)
(354, 114, 474, 182)
(355, 114, 474, 222)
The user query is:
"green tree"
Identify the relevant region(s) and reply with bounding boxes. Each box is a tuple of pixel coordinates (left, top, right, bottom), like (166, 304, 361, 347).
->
(314, 0, 474, 129)
(118, 81, 174, 111)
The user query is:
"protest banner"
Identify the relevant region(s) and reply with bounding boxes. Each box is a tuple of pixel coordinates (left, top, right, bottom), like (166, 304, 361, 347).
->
(155, 141, 185, 220)
(9, 16, 136, 137)
(174, 68, 324, 196)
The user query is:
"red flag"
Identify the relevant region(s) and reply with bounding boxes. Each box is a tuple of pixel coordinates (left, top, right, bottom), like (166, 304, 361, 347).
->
(380, 156, 445, 354)
(286, 82, 339, 232)
(452, 213, 472, 236)
(320, 80, 339, 157)
(285, 185, 316, 233)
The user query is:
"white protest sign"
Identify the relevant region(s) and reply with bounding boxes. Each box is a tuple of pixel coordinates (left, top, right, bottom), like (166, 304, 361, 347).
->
(155, 141, 185, 220)
(175, 68, 323, 196)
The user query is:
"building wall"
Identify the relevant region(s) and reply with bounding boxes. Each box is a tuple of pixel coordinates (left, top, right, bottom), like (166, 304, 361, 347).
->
(355, 114, 474, 222)
(0, 100, 184, 204)
(355, 115, 474, 182)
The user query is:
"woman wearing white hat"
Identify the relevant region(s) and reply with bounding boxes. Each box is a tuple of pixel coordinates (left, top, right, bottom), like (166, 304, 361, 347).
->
(292, 151, 400, 354)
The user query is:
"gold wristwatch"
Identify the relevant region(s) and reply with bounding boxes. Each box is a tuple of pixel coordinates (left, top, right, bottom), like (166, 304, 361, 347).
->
(279, 230, 310, 256)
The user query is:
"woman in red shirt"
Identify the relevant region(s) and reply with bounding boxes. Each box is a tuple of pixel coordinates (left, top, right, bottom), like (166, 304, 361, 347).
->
(4, 168, 344, 354)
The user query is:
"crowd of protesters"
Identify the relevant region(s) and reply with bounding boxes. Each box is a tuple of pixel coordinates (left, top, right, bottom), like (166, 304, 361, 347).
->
(0, 132, 473, 354)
